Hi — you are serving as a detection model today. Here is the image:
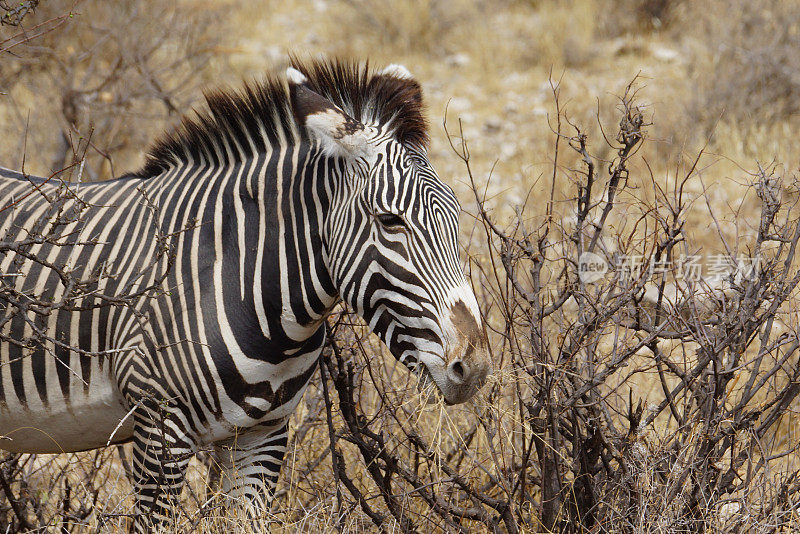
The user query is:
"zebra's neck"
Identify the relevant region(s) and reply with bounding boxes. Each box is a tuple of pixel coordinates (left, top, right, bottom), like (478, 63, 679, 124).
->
(140, 143, 340, 355)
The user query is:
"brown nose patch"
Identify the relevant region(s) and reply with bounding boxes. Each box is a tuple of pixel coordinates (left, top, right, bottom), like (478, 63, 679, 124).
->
(449, 301, 486, 361)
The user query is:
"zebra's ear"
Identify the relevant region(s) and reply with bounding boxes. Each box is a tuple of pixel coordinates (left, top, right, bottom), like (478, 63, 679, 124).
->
(378, 64, 423, 107)
(380, 64, 414, 80)
(287, 67, 371, 159)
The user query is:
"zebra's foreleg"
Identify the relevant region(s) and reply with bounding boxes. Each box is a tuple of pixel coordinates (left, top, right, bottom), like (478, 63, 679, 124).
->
(129, 408, 196, 534)
(211, 424, 289, 524)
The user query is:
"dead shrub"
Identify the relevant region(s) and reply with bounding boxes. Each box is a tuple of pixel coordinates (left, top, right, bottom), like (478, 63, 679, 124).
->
(0, 0, 227, 179)
(267, 77, 800, 533)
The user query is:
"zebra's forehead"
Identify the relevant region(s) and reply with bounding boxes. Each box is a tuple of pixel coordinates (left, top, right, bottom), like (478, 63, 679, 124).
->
(372, 142, 457, 197)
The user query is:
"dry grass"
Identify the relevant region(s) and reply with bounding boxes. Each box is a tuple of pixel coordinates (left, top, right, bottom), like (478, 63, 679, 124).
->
(2, 0, 800, 532)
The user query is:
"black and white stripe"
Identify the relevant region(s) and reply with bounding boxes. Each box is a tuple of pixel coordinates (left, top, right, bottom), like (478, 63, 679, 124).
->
(0, 59, 491, 531)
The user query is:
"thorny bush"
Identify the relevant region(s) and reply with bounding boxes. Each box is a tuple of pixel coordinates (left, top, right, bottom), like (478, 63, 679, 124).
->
(0, 75, 799, 532)
(302, 78, 800, 533)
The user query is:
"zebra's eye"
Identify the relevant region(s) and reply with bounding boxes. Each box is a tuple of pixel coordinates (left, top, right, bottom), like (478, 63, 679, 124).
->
(375, 213, 406, 229)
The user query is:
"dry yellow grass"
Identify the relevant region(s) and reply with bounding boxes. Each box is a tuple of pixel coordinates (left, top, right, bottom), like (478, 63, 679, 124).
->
(2, 0, 800, 532)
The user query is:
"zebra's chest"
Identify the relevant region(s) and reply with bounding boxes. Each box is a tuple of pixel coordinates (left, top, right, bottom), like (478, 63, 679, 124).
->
(192, 327, 325, 442)
(218, 333, 323, 398)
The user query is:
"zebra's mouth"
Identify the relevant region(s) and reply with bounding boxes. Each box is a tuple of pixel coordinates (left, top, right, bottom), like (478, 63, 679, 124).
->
(415, 359, 487, 406)
(415, 365, 448, 404)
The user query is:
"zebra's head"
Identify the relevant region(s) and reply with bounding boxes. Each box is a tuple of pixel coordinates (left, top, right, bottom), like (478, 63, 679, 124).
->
(288, 64, 491, 405)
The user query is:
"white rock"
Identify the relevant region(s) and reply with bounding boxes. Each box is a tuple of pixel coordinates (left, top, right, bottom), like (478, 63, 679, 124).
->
(446, 53, 471, 68)
(651, 45, 681, 63)
(484, 116, 502, 133)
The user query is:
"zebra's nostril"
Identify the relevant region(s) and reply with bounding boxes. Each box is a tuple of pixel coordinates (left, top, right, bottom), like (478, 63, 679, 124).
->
(448, 359, 467, 383)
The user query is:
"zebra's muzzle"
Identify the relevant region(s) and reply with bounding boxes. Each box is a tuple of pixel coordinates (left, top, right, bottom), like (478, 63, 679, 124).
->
(440, 299, 492, 404)
(417, 361, 488, 405)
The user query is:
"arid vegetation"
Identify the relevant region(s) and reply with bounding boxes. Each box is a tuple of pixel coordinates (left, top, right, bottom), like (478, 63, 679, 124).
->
(1, 0, 799, 532)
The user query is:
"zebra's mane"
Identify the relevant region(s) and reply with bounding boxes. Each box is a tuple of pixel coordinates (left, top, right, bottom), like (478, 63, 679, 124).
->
(137, 58, 428, 178)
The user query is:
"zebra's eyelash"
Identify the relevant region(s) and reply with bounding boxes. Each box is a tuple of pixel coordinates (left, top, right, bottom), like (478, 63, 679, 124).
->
(375, 212, 406, 229)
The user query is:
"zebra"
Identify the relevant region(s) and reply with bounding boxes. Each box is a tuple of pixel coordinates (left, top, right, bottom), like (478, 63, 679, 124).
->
(0, 59, 491, 530)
